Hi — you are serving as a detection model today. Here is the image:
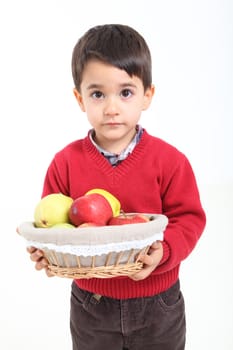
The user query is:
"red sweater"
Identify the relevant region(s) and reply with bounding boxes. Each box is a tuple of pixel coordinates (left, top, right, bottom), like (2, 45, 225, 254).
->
(42, 130, 206, 299)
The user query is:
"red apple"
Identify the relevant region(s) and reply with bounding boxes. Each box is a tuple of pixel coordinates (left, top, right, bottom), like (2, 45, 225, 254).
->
(108, 213, 150, 225)
(69, 193, 113, 226)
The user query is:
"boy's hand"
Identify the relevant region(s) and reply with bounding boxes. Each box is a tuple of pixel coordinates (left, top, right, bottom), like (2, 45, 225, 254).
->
(129, 241, 163, 281)
(27, 246, 54, 277)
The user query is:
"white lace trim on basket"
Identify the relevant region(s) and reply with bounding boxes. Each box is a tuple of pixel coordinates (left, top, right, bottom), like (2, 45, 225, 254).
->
(27, 231, 163, 257)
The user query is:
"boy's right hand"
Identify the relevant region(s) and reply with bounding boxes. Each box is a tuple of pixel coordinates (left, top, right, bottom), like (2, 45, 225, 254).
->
(27, 246, 54, 277)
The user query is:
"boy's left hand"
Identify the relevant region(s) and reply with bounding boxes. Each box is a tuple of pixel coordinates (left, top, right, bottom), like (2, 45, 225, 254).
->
(129, 241, 163, 281)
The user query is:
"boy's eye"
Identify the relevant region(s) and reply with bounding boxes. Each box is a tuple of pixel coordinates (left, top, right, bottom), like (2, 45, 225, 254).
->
(121, 89, 132, 98)
(92, 91, 104, 99)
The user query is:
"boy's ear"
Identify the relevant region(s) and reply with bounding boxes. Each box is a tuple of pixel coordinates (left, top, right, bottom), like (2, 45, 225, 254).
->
(142, 84, 155, 110)
(73, 88, 86, 112)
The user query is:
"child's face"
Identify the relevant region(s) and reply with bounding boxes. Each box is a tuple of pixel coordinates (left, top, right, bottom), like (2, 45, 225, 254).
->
(73, 59, 154, 152)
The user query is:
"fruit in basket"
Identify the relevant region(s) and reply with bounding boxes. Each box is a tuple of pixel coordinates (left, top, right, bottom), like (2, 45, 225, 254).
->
(85, 188, 121, 217)
(69, 193, 113, 226)
(34, 193, 73, 228)
(108, 213, 150, 225)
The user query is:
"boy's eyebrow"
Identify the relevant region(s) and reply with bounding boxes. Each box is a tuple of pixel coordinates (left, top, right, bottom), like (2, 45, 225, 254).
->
(86, 84, 103, 90)
(86, 82, 138, 90)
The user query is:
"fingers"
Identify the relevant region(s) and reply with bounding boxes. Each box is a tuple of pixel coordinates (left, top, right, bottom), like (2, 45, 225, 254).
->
(35, 258, 49, 271)
(27, 247, 44, 262)
(130, 264, 154, 281)
(150, 241, 162, 250)
(129, 241, 163, 281)
(45, 268, 55, 277)
(137, 253, 154, 266)
(137, 241, 163, 264)
(26, 246, 50, 272)
(26, 246, 38, 254)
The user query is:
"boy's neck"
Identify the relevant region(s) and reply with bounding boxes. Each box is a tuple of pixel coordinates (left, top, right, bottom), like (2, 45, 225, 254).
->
(91, 126, 140, 155)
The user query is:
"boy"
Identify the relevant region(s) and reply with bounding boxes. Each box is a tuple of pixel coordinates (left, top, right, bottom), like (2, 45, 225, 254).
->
(28, 24, 206, 350)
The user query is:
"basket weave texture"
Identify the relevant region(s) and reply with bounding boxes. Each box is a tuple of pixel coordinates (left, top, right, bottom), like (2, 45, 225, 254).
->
(44, 247, 149, 279)
(18, 214, 168, 279)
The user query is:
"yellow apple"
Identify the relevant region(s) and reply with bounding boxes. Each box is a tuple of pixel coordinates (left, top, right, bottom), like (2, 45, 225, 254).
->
(34, 193, 73, 228)
(85, 188, 121, 217)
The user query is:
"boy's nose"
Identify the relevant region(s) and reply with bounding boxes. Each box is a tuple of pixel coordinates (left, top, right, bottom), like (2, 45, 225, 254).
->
(103, 96, 119, 116)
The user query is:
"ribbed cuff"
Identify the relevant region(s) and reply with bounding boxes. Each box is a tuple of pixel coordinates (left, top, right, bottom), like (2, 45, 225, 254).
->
(158, 240, 170, 266)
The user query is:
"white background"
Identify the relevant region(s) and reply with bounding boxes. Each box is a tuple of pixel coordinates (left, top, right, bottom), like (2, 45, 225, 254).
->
(0, 0, 232, 349)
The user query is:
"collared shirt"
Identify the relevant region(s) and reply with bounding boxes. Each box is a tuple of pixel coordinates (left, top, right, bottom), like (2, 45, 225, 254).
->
(89, 125, 144, 166)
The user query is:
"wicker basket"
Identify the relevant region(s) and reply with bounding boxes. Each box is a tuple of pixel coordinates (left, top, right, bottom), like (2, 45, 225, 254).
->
(18, 214, 168, 279)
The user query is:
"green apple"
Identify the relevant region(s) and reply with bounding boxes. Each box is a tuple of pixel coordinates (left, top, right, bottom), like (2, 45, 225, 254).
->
(34, 193, 73, 228)
(85, 188, 121, 217)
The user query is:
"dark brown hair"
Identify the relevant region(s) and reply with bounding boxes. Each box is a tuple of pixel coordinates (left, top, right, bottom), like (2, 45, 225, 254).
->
(71, 24, 152, 92)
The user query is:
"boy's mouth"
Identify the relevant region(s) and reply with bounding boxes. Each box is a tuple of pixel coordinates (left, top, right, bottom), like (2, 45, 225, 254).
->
(105, 122, 122, 126)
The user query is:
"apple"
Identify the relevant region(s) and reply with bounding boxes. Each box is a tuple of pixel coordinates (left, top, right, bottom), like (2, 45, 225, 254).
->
(69, 193, 113, 226)
(85, 188, 121, 217)
(34, 193, 73, 228)
(108, 213, 150, 225)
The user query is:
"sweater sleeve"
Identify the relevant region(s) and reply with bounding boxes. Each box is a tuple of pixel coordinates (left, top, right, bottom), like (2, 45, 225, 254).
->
(41, 154, 70, 198)
(154, 155, 206, 274)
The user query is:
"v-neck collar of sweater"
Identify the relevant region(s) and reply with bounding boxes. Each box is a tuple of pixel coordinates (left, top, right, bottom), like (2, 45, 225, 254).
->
(84, 128, 149, 177)
(89, 125, 143, 166)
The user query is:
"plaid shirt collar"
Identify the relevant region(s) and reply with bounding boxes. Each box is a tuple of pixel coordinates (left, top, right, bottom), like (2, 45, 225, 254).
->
(89, 125, 143, 166)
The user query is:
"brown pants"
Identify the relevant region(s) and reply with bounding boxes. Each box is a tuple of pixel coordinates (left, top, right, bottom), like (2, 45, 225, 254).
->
(70, 279, 186, 350)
